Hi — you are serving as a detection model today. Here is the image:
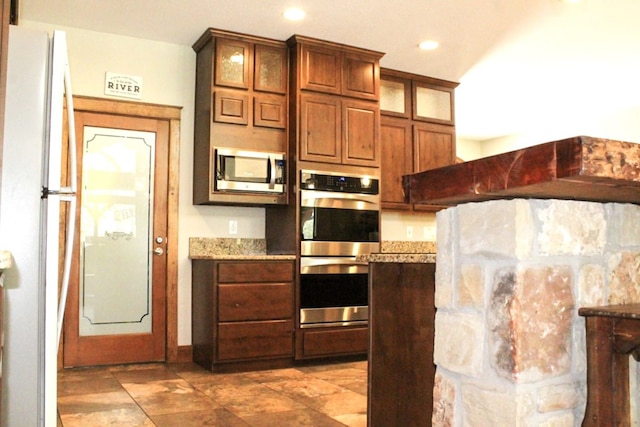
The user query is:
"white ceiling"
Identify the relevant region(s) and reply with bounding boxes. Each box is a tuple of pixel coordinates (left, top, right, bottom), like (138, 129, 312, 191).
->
(19, 0, 640, 141)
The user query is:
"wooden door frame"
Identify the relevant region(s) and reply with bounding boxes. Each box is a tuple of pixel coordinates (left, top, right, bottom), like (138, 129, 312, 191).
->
(71, 95, 182, 362)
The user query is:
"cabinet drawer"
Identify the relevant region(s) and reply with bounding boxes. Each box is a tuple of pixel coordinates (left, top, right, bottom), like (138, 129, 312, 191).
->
(218, 282, 293, 321)
(217, 261, 294, 283)
(218, 320, 293, 360)
(302, 327, 368, 357)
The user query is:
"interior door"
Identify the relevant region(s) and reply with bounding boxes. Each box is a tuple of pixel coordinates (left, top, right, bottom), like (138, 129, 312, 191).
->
(63, 110, 169, 367)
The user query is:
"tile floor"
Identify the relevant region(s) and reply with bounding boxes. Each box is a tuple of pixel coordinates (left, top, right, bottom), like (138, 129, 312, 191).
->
(57, 360, 368, 426)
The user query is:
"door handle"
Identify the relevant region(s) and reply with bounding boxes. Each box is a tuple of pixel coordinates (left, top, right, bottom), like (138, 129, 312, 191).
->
(153, 247, 164, 256)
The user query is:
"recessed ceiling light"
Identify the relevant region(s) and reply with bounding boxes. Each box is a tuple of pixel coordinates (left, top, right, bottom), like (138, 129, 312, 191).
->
(283, 7, 305, 21)
(419, 40, 439, 51)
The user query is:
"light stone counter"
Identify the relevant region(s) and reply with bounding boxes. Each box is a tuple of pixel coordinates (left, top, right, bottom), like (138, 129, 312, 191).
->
(189, 238, 295, 260)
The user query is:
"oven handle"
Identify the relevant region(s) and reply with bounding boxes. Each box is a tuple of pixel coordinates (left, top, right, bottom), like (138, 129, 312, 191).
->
(300, 190, 379, 210)
(300, 257, 368, 274)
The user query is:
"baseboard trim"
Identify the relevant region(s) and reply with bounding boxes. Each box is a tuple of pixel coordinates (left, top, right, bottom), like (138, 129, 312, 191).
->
(177, 345, 192, 363)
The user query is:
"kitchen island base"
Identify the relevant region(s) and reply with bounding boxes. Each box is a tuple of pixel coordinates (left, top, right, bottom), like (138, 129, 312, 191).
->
(367, 258, 436, 427)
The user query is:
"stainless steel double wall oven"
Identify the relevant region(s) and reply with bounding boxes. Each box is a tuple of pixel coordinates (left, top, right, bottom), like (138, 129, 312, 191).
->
(298, 170, 380, 328)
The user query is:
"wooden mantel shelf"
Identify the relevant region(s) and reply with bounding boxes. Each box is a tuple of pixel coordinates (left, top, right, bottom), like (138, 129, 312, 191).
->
(405, 136, 640, 206)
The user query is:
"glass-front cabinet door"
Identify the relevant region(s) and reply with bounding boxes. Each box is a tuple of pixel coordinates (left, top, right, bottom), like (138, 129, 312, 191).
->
(380, 77, 410, 117)
(254, 44, 287, 94)
(413, 82, 454, 124)
(215, 38, 250, 89)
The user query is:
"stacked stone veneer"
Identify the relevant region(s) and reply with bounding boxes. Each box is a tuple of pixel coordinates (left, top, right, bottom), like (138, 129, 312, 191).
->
(432, 198, 640, 426)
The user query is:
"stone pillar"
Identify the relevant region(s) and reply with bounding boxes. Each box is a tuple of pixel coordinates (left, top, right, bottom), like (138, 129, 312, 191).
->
(432, 199, 640, 426)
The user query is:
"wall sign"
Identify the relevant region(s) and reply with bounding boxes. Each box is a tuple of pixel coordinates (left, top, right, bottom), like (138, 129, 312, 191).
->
(104, 72, 143, 99)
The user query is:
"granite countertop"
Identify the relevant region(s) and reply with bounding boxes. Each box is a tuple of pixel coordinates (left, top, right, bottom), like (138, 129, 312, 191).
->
(189, 238, 435, 262)
(362, 253, 436, 264)
(191, 254, 296, 260)
(189, 238, 295, 260)
(380, 241, 436, 254)
(357, 241, 437, 263)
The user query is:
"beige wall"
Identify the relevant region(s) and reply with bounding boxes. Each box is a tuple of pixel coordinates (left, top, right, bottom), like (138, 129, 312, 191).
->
(472, 106, 640, 158)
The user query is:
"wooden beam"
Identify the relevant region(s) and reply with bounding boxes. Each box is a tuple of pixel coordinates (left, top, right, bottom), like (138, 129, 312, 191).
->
(406, 136, 640, 206)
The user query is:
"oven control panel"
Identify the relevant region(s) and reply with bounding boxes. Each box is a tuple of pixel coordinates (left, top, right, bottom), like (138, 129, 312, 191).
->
(300, 171, 379, 194)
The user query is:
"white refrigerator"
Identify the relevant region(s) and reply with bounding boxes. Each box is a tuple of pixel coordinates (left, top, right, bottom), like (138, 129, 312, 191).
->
(0, 26, 76, 426)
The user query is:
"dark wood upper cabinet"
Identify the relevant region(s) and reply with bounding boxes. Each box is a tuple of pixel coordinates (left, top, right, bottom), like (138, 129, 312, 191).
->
(290, 35, 383, 170)
(298, 93, 379, 168)
(192, 28, 289, 206)
(379, 69, 458, 211)
(299, 93, 342, 164)
(299, 42, 342, 95)
(343, 51, 379, 101)
(381, 69, 457, 124)
(343, 98, 379, 167)
(414, 121, 456, 172)
(380, 117, 413, 209)
(296, 37, 380, 101)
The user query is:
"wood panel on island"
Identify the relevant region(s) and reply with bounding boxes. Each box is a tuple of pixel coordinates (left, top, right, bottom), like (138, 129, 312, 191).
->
(579, 304, 640, 426)
(379, 68, 458, 211)
(192, 28, 289, 206)
(367, 257, 437, 427)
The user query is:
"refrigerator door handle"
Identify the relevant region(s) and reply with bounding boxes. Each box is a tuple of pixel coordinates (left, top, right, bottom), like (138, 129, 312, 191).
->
(56, 33, 77, 349)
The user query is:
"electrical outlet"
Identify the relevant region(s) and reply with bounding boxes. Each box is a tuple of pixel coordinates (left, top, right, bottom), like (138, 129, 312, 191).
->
(229, 220, 238, 235)
(423, 226, 435, 241)
(406, 225, 414, 239)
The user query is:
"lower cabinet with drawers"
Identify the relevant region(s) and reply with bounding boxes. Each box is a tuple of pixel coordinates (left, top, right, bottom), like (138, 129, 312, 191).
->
(191, 258, 295, 372)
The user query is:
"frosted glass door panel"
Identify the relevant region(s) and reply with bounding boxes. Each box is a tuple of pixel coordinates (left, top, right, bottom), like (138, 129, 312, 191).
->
(415, 86, 451, 122)
(380, 80, 406, 114)
(79, 126, 156, 336)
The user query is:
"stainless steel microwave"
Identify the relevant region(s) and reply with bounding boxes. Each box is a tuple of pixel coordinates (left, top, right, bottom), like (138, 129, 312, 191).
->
(214, 147, 286, 193)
